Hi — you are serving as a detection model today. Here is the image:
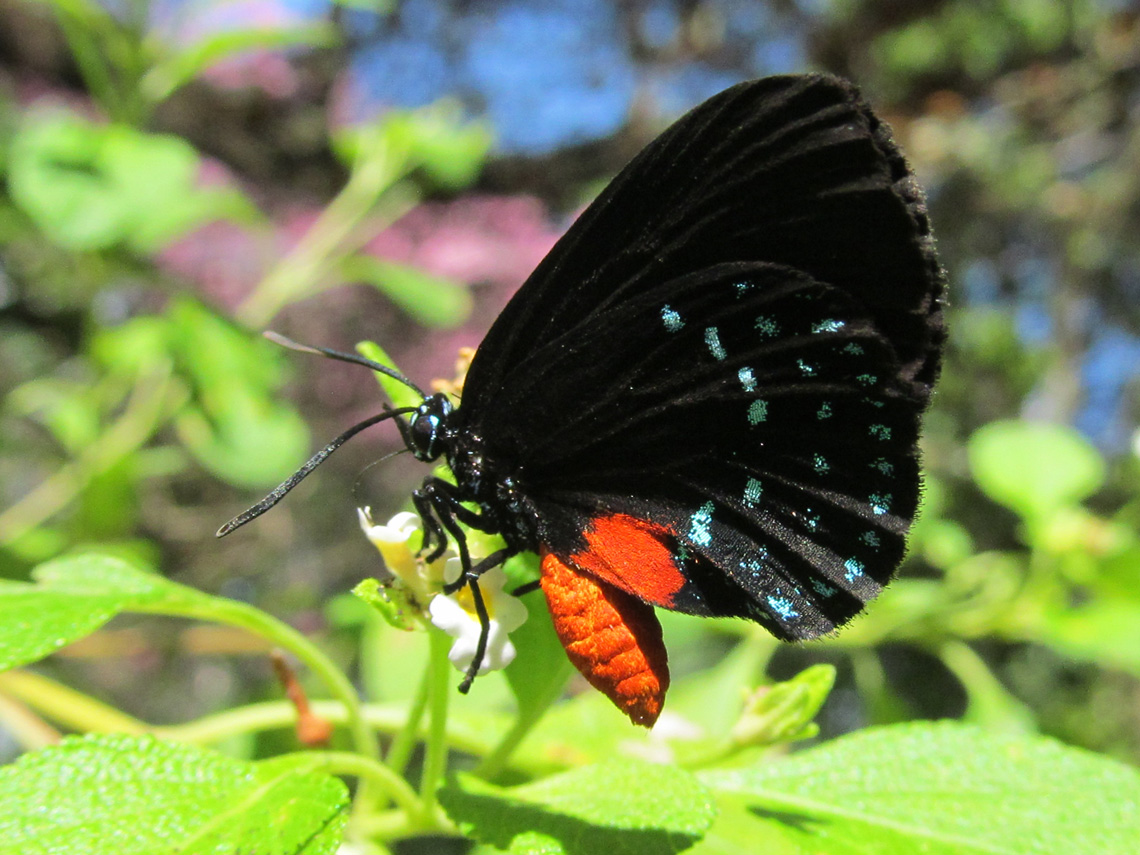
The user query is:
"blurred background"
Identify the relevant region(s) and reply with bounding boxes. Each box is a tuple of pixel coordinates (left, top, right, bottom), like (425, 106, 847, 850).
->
(1, 0, 1139, 769)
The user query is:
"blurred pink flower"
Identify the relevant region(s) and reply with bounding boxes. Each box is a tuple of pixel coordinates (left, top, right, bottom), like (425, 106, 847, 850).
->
(366, 195, 559, 290)
(365, 194, 563, 385)
(157, 219, 270, 311)
(157, 193, 561, 345)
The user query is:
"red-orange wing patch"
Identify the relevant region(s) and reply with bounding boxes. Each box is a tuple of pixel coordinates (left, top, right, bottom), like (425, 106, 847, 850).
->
(567, 513, 685, 608)
(540, 549, 669, 727)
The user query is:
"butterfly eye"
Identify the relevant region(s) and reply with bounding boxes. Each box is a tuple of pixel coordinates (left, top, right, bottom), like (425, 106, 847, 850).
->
(408, 395, 452, 461)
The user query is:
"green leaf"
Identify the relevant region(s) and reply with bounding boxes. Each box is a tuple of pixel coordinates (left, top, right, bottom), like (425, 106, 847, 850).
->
(440, 758, 716, 855)
(7, 113, 259, 253)
(731, 664, 836, 747)
(0, 734, 348, 854)
(355, 340, 423, 411)
(400, 104, 493, 189)
(0, 553, 222, 672)
(664, 627, 772, 738)
(0, 577, 128, 672)
(332, 100, 490, 191)
(504, 582, 575, 724)
(165, 299, 311, 488)
(8, 113, 131, 250)
(1033, 596, 1140, 676)
(699, 722, 1140, 854)
(968, 420, 1104, 522)
(352, 577, 419, 631)
(343, 255, 473, 329)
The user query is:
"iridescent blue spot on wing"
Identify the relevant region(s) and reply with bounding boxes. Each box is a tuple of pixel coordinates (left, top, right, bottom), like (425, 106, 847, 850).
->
(747, 399, 768, 425)
(869, 493, 892, 515)
(734, 281, 754, 299)
(797, 358, 816, 376)
(767, 594, 800, 621)
(872, 457, 894, 476)
(812, 319, 845, 333)
(844, 558, 865, 583)
(843, 342, 865, 356)
(870, 424, 891, 440)
(738, 366, 757, 392)
(811, 578, 839, 598)
(802, 509, 820, 532)
(813, 453, 829, 474)
(740, 558, 766, 582)
(857, 373, 877, 386)
(688, 502, 715, 546)
(817, 402, 832, 419)
(861, 531, 881, 549)
(661, 304, 684, 332)
(754, 315, 778, 338)
(705, 326, 727, 360)
(743, 477, 763, 507)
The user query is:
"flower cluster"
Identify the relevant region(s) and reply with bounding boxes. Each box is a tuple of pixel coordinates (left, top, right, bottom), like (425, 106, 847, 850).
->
(358, 507, 527, 676)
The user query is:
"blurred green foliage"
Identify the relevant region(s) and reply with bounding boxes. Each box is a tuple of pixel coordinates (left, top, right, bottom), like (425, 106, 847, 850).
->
(0, 0, 1139, 853)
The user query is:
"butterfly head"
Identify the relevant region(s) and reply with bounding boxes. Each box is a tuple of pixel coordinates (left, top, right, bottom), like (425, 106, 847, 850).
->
(407, 393, 454, 462)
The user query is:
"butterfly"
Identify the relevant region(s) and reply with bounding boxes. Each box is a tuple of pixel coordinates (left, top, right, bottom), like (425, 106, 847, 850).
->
(219, 73, 946, 727)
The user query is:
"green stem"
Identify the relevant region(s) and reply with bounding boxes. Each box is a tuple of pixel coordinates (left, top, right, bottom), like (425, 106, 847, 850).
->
(0, 670, 149, 736)
(0, 691, 62, 751)
(298, 750, 424, 823)
(939, 640, 1036, 731)
(138, 598, 377, 763)
(52, 2, 122, 119)
(474, 715, 534, 781)
(0, 670, 502, 765)
(156, 699, 501, 762)
(235, 141, 419, 327)
(419, 629, 452, 813)
(384, 662, 432, 777)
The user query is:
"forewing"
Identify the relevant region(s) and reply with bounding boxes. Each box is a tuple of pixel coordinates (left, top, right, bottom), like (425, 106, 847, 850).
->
(461, 73, 945, 416)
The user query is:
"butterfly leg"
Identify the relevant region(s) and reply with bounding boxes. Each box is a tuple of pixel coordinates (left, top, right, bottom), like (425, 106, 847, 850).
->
(412, 487, 449, 562)
(416, 476, 519, 691)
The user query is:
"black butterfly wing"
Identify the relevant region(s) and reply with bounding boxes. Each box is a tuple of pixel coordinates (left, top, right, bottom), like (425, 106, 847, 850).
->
(453, 74, 944, 640)
(462, 73, 945, 414)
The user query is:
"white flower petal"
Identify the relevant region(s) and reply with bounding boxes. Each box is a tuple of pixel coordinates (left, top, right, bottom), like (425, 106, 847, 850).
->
(359, 509, 451, 605)
(427, 564, 527, 677)
(427, 591, 470, 635)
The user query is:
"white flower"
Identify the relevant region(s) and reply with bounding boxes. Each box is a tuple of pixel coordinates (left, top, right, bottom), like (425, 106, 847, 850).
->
(428, 559, 528, 676)
(357, 507, 450, 609)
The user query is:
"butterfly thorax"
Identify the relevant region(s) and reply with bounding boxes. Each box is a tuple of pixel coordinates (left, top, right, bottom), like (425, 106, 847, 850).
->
(444, 423, 538, 553)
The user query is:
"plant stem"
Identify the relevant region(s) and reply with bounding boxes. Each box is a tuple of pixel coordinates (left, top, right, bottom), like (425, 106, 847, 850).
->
(384, 661, 432, 777)
(52, 2, 123, 120)
(235, 142, 419, 327)
(150, 597, 378, 762)
(939, 640, 1036, 731)
(419, 629, 452, 814)
(155, 699, 500, 759)
(0, 691, 62, 751)
(0, 670, 149, 736)
(298, 750, 425, 823)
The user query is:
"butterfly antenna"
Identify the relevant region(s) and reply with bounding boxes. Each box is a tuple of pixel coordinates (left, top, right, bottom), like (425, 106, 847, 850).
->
(217, 407, 417, 537)
(263, 331, 427, 399)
